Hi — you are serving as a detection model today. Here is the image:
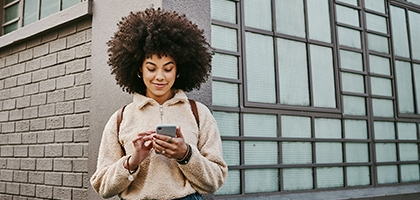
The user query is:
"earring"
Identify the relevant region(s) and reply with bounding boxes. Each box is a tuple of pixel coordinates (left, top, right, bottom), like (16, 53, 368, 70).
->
(176, 74, 180, 78)
(137, 72, 142, 78)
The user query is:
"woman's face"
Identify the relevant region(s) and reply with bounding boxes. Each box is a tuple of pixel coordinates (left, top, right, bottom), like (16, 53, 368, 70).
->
(141, 54, 177, 104)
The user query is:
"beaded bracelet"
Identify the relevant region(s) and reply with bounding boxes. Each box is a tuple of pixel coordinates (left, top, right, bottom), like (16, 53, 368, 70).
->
(177, 144, 192, 165)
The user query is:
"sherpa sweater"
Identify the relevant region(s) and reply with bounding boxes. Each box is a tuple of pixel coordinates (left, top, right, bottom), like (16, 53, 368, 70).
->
(90, 90, 227, 199)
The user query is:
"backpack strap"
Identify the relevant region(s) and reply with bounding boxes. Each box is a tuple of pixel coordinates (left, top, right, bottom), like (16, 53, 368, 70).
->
(189, 99, 199, 128)
(117, 105, 127, 156)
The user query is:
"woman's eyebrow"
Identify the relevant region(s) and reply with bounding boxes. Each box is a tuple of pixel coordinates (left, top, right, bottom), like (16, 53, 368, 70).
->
(163, 61, 175, 66)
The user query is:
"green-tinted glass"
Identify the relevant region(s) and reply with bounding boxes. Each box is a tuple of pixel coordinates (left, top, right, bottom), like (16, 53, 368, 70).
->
(311, 45, 336, 108)
(246, 32, 276, 103)
(215, 169, 240, 195)
(245, 169, 278, 193)
(6, 0, 15, 4)
(283, 168, 313, 190)
(397, 122, 417, 140)
(343, 95, 366, 116)
(365, 0, 385, 14)
(61, 0, 80, 10)
(281, 115, 311, 138)
(316, 142, 343, 163)
(4, 22, 19, 34)
(336, 4, 359, 27)
(341, 72, 365, 94)
(376, 143, 397, 162)
(5, 3, 19, 22)
(347, 166, 370, 186)
(344, 119, 367, 139)
(278, 38, 309, 106)
(315, 118, 341, 138)
(395, 60, 415, 114)
(24, 0, 38, 26)
(368, 34, 389, 54)
(307, 0, 331, 43)
(211, 25, 238, 52)
(374, 121, 395, 140)
(372, 98, 394, 117)
(377, 165, 398, 184)
(282, 142, 312, 164)
(369, 55, 390, 75)
(213, 111, 239, 136)
(222, 141, 240, 165)
(211, 0, 236, 24)
(391, 6, 410, 58)
(399, 143, 419, 161)
(338, 27, 361, 49)
(244, 141, 278, 165)
(212, 81, 239, 107)
(244, 0, 272, 31)
(414, 64, 420, 113)
(40, 0, 59, 19)
(212, 53, 238, 79)
(346, 143, 369, 162)
(401, 164, 420, 182)
(244, 113, 277, 137)
(407, 0, 420, 6)
(317, 167, 344, 188)
(370, 77, 392, 96)
(338, 0, 357, 5)
(340, 50, 363, 71)
(275, 0, 305, 38)
(409, 11, 420, 60)
(366, 13, 387, 33)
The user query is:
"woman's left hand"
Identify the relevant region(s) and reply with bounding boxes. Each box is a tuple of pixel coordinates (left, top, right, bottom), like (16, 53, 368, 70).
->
(153, 126, 188, 160)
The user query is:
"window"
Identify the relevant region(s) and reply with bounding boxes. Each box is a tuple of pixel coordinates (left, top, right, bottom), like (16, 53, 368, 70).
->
(211, 0, 420, 197)
(1, 0, 82, 35)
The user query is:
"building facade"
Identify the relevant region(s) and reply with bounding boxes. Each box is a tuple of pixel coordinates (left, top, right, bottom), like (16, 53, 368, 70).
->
(0, 0, 419, 199)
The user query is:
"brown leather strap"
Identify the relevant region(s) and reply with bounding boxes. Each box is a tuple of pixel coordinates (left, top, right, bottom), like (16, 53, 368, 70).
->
(117, 105, 127, 133)
(189, 99, 199, 128)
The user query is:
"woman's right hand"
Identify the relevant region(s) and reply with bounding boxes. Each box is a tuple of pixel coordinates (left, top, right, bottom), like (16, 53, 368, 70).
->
(124, 131, 155, 171)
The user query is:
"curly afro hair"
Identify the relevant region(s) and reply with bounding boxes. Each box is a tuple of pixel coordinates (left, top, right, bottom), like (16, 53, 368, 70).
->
(107, 8, 212, 94)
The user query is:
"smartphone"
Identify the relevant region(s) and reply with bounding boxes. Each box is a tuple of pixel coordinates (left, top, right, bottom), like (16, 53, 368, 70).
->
(156, 124, 177, 137)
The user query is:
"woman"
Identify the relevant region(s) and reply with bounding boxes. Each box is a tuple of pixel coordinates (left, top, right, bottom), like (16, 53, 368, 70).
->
(90, 8, 227, 200)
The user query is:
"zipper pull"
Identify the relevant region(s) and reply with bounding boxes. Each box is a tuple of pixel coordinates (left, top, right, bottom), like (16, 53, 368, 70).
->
(160, 105, 163, 124)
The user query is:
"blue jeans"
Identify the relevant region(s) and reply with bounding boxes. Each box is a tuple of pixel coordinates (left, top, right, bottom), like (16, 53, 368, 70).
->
(175, 192, 203, 200)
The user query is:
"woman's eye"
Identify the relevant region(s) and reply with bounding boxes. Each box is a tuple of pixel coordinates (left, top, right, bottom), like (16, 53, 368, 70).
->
(164, 68, 173, 72)
(147, 68, 156, 72)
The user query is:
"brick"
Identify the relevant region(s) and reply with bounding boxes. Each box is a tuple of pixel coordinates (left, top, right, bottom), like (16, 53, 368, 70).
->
(74, 128, 88, 142)
(40, 53, 57, 68)
(4, 77, 17, 88)
(75, 71, 90, 86)
(0, 170, 13, 181)
(58, 48, 76, 63)
(9, 109, 22, 120)
(36, 158, 53, 171)
(23, 107, 38, 119)
(6, 158, 20, 169)
(67, 31, 86, 47)
(39, 104, 55, 117)
(83, 143, 88, 157)
(8, 133, 22, 144)
(0, 135, 6, 145)
(48, 64, 65, 78)
(45, 144, 63, 157)
(10, 86, 24, 98)
(75, 99, 89, 113)
(30, 118, 46, 131)
(30, 93, 47, 106)
(24, 83, 39, 95)
(72, 158, 88, 172)
(73, 188, 87, 199)
(56, 102, 74, 115)
(63, 173, 82, 187)
(16, 121, 30, 132)
(75, 43, 91, 58)
(0, 158, 6, 168)
(63, 144, 83, 157)
(33, 43, 49, 58)
(0, 57, 4, 68)
(13, 170, 28, 182)
(20, 183, 35, 197)
(44, 172, 62, 186)
(64, 114, 84, 128)
(54, 158, 72, 172)
(0, 89, 11, 101)
(14, 146, 28, 157)
(54, 187, 72, 199)
(86, 29, 92, 42)
(0, 146, 13, 157)
(3, 99, 16, 110)
(66, 59, 85, 74)
(22, 132, 37, 144)
(0, 111, 9, 122)
(5, 54, 18, 66)
(42, 30, 58, 43)
(25, 58, 41, 72)
(20, 158, 36, 170)
(5, 182, 19, 195)
(59, 24, 77, 38)
(56, 75, 74, 89)
(35, 185, 53, 199)
(37, 131, 54, 143)
(49, 38, 66, 53)
(1, 122, 14, 133)
(65, 86, 84, 100)
(17, 73, 32, 85)
(86, 57, 91, 70)
(11, 63, 25, 75)
(28, 172, 44, 184)
(47, 90, 64, 103)
(54, 129, 72, 142)
(19, 49, 33, 62)
(32, 69, 48, 82)
(28, 145, 44, 157)
(0, 68, 11, 80)
(39, 79, 56, 92)
(16, 96, 31, 108)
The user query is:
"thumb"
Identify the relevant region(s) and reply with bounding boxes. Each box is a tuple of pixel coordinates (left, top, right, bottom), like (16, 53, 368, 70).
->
(176, 126, 183, 138)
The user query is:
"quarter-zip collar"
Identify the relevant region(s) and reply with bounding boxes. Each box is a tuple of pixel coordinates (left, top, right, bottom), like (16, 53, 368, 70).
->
(133, 89, 188, 110)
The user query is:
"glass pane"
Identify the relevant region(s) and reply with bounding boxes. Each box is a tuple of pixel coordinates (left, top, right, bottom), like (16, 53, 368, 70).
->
(399, 143, 419, 161)
(317, 167, 343, 188)
(343, 95, 366, 116)
(24, 0, 38, 26)
(215, 169, 240, 195)
(371, 77, 392, 96)
(316, 142, 343, 163)
(376, 143, 397, 162)
(244, 0, 272, 31)
(397, 122, 417, 140)
(369, 55, 390, 75)
(409, 11, 420, 60)
(311, 45, 336, 108)
(365, 0, 385, 14)
(4, 22, 19, 34)
(415, 64, 420, 114)
(368, 34, 389, 54)
(346, 143, 369, 162)
(214, 111, 239, 136)
(283, 168, 313, 190)
(245, 169, 278, 193)
(338, 27, 361, 49)
(342, 72, 365, 93)
(347, 166, 370, 186)
(401, 164, 420, 182)
(212, 81, 239, 107)
(282, 142, 312, 164)
(307, 0, 331, 43)
(211, 25, 238, 52)
(366, 13, 387, 33)
(315, 118, 341, 138)
(222, 141, 240, 165)
(275, 0, 305, 37)
(372, 98, 394, 117)
(374, 121, 395, 139)
(377, 165, 398, 184)
(212, 53, 238, 79)
(345, 119, 367, 139)
(281, 115, 311, 138)
(211, 0, 236, 24)
(61, 0, 79, 9)
(6, 0, 15, 4)
(40, 0, 59, 19)
(246, 32, 276, 103)
(340, 50, 363, 71)
(391, 6, 410, 58)
(395, 60, 415, 114)
(338, 0, 357, 5)
(244, 113, 277, 137)
(336, 5, 359, 27)
(244, 141, 278, 165)
(5, 3, 19, 22)
(407, 0, 420, 5)
(278, 38, 309, 106)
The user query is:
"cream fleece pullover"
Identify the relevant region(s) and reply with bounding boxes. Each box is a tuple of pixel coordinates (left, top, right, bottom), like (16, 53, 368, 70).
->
(90, 91, 227, 199)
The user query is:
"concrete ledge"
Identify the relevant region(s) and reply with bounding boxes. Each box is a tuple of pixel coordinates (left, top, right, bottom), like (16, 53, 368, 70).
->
(0, 0, 92, 49)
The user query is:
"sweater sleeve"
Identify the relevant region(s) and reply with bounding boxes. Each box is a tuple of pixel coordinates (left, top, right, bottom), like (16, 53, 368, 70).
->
(90, 111, 140, 198)
(178, 102, 228, 194)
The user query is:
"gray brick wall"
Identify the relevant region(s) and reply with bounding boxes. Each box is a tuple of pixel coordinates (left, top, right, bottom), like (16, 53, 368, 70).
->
(0, 17, 91, 199)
